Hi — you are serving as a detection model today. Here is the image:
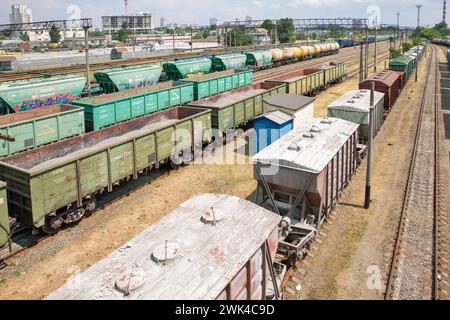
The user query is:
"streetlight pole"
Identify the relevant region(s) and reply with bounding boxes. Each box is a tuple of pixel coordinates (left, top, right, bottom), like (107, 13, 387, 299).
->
(374, 16, 378, 72)
(364, 81, 375, 209)
(83, 26, 91, 97)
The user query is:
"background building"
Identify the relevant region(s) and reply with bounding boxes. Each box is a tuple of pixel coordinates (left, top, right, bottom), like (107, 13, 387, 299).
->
(160, 17, 166, 28)
(9, 4, 33, 24)
(102, 11, 153, 33)
(210, 17, 218, 27)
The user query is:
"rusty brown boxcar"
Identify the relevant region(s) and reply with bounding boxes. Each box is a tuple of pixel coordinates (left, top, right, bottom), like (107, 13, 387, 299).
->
(46, 194, 282, 300)
(359, 70, 401, 110)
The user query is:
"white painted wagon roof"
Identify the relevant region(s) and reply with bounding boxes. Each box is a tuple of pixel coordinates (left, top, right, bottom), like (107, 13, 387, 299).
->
(253, 110, 293, 125)
(263, 94, 314, 111)
(327, 90, 384, 113)
(251, 117, 359, 173)
(46, 194, 281, 300)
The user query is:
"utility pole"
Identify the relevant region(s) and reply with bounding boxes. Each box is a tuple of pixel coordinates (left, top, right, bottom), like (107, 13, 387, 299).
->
(190, 27, 193, 52)
(396, 12, 400, 47)
(172, 29, 175, 51)
(83, 26, 91, 97)
(360, 38, 364, 83)
(364, 27, 369, 79)
(364, 81, 375, 209)
(374, 16, 378, 72)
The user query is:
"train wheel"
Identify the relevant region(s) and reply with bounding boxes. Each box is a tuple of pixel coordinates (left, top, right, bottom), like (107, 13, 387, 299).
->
(42, 216, 63, 235)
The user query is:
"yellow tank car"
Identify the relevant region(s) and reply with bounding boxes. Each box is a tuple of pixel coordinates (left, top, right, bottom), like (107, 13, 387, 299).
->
(282, 47, 296, 60)
(292, 47, 304, 59)
(304, 46, 316, 56)
(312, 45, 322, 55)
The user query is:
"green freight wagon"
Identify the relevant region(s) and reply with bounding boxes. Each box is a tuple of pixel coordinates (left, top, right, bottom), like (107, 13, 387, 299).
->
(210, 54, 248, 72)
(177, 69, 253, 100)
(0, 180, 9, 248)
(0, 76, 86, 114)
(245, 50, 273, 68)
(304, 61, 345, 86)
(72, 82, 194, 131)
(389, 55, 415, 81)
(264, 68, 326, 96)
(0, 105, 85, 158)
(187, 82, 286, 133)
(94, 64, 162, 94)
(163, 58, 212, 81)
(0, 106, 212, 232)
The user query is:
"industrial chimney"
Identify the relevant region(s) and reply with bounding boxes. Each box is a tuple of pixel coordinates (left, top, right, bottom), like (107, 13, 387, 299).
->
(125, 0, 129, 16)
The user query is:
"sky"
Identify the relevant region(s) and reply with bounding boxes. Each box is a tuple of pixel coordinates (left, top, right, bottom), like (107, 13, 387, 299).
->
(1, 0, 444, 28)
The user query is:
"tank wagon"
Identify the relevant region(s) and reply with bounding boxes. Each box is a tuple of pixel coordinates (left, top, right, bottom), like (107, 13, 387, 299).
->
(0, 76, 86, 114)
(47, 194, 282, 300)
(265, 62, 345, 96)
(187, 82, 286, 134)
(177, 69, 253, 100)
(0, 106, 212, 233)
(73, 82, 195, 131)
(359, 70, 401, 110)
(252, 117, 359, 225)
(327, 89, 385, 141)
(0, 105, 85, 158)
(0, 181, 9, 249)
(163, 58, 212, 81)
(210, 53, 247, 72)
(94, 64, 163, 94)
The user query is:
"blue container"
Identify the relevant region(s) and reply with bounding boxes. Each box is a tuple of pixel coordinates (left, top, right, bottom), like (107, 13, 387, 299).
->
(253, 110, 293, 153)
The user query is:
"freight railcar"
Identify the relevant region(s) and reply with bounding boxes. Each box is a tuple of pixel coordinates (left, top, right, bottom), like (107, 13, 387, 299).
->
(47, 194, 282, 300)
(163, 58, 212, 81)
(187, 82, 286, 135)
(244, 50, 273, 69)
(210, 53, 247, 72)
(94, 64, 163, 94)
(389, 55, 415, 81)
(252, 117, 360, 224)
(359, 70, 401, 110)
(0, 106, 212, 233)
(0, 105, 85, 157)
(0, 76, 86, 114)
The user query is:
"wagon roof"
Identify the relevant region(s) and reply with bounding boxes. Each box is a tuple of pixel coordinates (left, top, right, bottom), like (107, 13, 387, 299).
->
(253, 110, 293, 125)
(46, 194, 281, 300)
(263, 94, 314, 111)
(95, 64, 161, 75)
(180, 69, 242, 82)
(252, 117, 359, 173)
(327, 89, 384, 113)
(361, 70, 400, 87)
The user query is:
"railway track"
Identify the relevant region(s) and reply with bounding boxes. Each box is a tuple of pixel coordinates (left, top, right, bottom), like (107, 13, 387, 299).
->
(384, 44, 440, 300)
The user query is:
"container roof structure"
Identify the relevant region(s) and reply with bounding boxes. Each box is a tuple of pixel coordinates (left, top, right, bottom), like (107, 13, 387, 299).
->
(253, 110, 293, 125)
(327, 89, 384, 113)
(263, 94, 314, 111)
(46, 194, 281, 300)
(252, 117, 359, 173)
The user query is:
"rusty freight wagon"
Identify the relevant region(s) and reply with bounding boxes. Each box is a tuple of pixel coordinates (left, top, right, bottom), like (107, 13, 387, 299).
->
(187, 82, 286, 134)
(302, 61, 345, 87)
(252, 117, 359, 228)
(359, 70, 401, 110)
(0, 105, 85, 158)
(0, 107, 212, 233)
(47, 194, 282, 300)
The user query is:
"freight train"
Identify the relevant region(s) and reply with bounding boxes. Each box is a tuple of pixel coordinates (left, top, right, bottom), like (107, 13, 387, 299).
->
(0, 61, 345, 248)
(0, 42, 340, 113)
